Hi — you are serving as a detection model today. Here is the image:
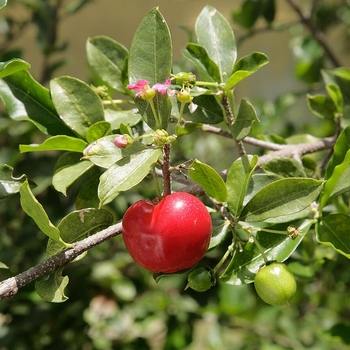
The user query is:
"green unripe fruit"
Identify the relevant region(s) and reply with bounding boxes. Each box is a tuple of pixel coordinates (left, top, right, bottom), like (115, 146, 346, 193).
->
(254, 262, 297, 306)
(186, 267, 215, 292)
(174, 72, 196, 86)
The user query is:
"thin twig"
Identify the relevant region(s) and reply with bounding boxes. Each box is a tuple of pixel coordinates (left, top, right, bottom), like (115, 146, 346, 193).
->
(0, 222, 122, 300)
(285, 0, 342, 67)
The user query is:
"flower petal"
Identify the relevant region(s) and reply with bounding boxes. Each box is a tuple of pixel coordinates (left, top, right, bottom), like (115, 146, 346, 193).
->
(127, 79, 149, 91)
(152, 78, 171, 95)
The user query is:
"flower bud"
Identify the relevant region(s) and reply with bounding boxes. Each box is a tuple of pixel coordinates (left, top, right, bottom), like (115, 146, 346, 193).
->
(114, 134, 133, 149)
(177, 88, 193, 104)
(174, 72, 196, 86)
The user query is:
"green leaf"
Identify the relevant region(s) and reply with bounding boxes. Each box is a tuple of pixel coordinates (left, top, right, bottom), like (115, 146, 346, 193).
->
(19, 180, 69, 247)
(232, 0, 261, 28)
(47, 208, 114, 257)
(292, 36, 324, 84)
(85, 121, 112, 143)
(316, 214, 350, 258)
(50, 76, 105, 139)
(83, 137, 148, 169)
(195, 5, 237, 82)
(325, 124, 350, 180)
(322, 68, 350, 115)
(0, 58, 30, 79)
(128, 7, 172, 129)
(240, 178, 324, 222)
(244, 173, 283, 205)
(220, 219, 313, 284)
(226, 52, 269, 90)
(35, 267, 69, 303)
(98, 147, 162, 206)
(76, 174, 100, 209)
(19, 135, 87, 153)
(0, 164, 27, 198)
(86, 36, 128, 93)
(325, 83, 343, 114)
(188, 159, 227, 203)
(226, 155, 258, 217)
(329, 166, 350, 199)
(182, 95, 224, 124)
(0, 0, 7, 9)
(182, 43, 221, 82)
(0, 70, 75, 136)
(319, 149, 350, 211)
(104, 109, 142, 130)
(307, 94, 338, 119)
(52, 152, 94, 195)
(262, 157, 307, 178)
(231, 99, 259, 140)
(208, 220, 231, 251)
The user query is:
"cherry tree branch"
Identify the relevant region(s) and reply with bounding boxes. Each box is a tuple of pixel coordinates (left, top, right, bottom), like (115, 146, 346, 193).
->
(0, 222, 122, 300)
(285, 0, 342, 67)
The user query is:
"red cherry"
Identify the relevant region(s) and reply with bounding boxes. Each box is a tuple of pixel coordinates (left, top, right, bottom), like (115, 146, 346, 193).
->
(122, 192, 212, 273)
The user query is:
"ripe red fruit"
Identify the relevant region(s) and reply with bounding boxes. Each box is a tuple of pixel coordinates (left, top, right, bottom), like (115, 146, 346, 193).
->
(122, 192, 212, 273)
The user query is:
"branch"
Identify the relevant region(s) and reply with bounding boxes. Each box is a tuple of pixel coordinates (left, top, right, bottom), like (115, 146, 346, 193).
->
(256, 135, 336, 166)
(285, 0, 342, 67)
(0, 222, 122, 300)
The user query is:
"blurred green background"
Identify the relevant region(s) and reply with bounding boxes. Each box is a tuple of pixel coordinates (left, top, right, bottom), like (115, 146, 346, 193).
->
(1, 0, 350, 349)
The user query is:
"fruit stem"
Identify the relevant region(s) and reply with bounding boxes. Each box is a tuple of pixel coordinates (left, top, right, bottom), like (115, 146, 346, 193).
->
(162, 143, 172, 196)
(252, 234, 269, 263)
(212, 242, 234, 275)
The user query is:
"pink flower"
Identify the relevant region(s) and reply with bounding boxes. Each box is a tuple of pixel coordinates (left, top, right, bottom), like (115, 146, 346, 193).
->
(127, 78, 171, 99)
(152, 78, 171, 95)
(114, 135, 133, 149)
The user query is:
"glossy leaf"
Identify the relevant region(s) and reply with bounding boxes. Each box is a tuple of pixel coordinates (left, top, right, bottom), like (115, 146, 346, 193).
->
(0, 164, 27, 198)
(0, 0, 7, 9)
(231, 99, 259, 140)
(19, 180, 69, 247)
(325, 124, 350, 180)
(19, 135, 87, 153)
(47, 208, 114, 257)
(182, 43, 221, 83)
(86, 35, 128, 92)
(262, 157, 307, 178)
(240, 178, 324, 222)
(319, 149, 350, 211)
(195, 5, 237, 82)
(322, 68, 350, 115)
(35, 267, 69, 303)
(316, 214, 350, 258)
(188, 159, 227, 203)
(0, 70, 75, 136)
(244, 173, 283, 206)
(83, 137, 148, 169)
(226, 52, 269, 90)
(128, 7, 172, 129)
(104, 109, 142, 130)
(220, 219, 313, 284)
(183, 95, 224, 124)
(226, 155, 258, 217)
(307, 94, 338, 119)
(0, 58, 30, 79)
(50, 76, 105, 139)
(85, 121, 112, 143)
(76, 175, 100, 209)
(208, 220, 231, 251)
(53, 152, 94, 195)
(98, 147, 162, 206)
(325, 83, 343, 113)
